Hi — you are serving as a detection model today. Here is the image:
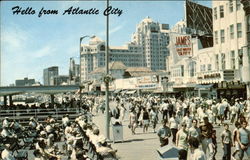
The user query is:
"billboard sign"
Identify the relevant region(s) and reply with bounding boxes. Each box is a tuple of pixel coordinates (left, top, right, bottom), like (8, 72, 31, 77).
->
(185, 0, 213, 35)
(175, 35, 192, 56)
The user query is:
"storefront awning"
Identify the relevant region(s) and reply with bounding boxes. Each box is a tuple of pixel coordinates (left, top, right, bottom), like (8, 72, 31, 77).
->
(120, 90, 127, 94)
(173, 83, 196, 88)
(153, 90, 179, 94)
(113, 89, 122, 94)
(195, 84, 214, 90)
(126, 90, 137, 94)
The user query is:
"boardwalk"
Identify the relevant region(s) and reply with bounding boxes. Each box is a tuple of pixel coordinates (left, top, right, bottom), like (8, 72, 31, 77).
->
(93, 101, 248, 160)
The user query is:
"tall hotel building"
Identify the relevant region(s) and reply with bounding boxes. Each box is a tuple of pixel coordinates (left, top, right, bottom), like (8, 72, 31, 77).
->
(131, 17, 170, 70)
(80, 17, 170, 81)
(212, 0, 250, 97)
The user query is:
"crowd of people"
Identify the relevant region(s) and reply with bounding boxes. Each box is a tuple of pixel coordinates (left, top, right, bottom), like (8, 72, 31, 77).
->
(110, 95, 250, 160)
(0, 95, 118, 160)
(1, 93, 250, 160)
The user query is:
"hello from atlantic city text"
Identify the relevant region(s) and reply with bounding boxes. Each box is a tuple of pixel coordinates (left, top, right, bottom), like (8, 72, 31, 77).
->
(11, 6, 123, 17)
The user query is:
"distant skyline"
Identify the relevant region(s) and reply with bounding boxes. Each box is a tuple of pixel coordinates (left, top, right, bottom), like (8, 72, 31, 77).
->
(0, 0, 211, 86)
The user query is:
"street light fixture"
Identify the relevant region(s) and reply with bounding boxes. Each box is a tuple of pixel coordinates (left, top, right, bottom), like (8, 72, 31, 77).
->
(79, 35, 95, 101)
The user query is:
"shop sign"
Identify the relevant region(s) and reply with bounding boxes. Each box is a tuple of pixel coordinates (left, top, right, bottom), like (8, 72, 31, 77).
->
(218, 81, 245, 89)
(137, 76, 157, 84)
(204, 73, 221, 79)
(198, 73, 221, 80)
(175, 35, 192, 56)
(136, 83, 158, 89)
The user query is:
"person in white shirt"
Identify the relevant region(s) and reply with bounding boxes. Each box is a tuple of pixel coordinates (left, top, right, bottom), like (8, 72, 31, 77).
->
(169, 112, 179, 144)
(230, 102, 238, 124)
(176, 101, 183, 119)
(62, 114, 70, 128)
(197, 106, 203, 122)
(188, 119, 201, 141)
(176, 122, 188, 150)
(2, 117, 10, 128)
(1, 144, 15, 160)
(161, 100, 169, 121)
(150, 108, 158, 133)
(119, 103, 126, 122)
(218, 101, 226, 125)
(1, 127, 11, 138)
(182, 111, 192, 129)
(188, 137, 207, 160)
(206, 107, 213, 124)
(189, 100, 197, 118)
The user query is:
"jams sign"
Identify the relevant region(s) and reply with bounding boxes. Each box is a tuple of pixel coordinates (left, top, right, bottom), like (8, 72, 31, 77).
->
(175, 36, 192, 56)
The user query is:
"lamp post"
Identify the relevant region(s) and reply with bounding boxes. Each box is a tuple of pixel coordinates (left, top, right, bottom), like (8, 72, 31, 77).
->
(79, 35, 94, 102)
(105, 0, 110, 140)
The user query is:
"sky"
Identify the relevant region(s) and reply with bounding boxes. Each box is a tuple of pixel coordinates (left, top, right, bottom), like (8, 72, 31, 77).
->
(0, 0, 211, 86)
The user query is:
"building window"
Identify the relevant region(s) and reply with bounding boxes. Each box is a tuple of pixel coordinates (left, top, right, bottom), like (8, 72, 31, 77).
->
(229, 0, 233, 13)
(215, 54, 219, 70)
(214, 31, 218, 44)
(230, 24, 234, 39)
(236, 0, 241, 10)
(200, 64, 206, 72)
(207, 64, 212, 71)
(231, 50, 235, 69)
(189, 62, 195, 77)
(237, 23, 242, 38)
(221, 53, 226, 70)
(220, 5, 224, 18)
(213, 7, 217, 20)
(220, 29, 225, 43)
